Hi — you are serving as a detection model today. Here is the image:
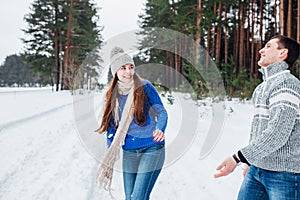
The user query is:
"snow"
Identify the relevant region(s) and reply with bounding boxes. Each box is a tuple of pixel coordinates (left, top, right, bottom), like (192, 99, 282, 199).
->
(0, 87, 253, 199)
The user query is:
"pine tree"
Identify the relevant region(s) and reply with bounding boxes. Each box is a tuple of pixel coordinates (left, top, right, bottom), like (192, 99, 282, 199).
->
(22, 0, 103, 91)
(138, 0, 299, 98)
(0, 55, 50, 87)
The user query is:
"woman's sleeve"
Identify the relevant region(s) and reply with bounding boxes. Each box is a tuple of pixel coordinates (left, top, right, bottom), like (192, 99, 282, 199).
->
(144, 81, 168, 132)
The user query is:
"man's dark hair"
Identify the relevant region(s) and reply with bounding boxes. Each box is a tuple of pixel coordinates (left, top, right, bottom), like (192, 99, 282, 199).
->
(271, 35, 300, 68)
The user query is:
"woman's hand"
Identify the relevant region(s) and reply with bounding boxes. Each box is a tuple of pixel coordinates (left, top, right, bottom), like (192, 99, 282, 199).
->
(152, 129, 165, 142)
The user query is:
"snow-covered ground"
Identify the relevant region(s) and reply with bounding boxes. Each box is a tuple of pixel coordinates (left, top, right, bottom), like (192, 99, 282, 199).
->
(0, 87, 253, 200)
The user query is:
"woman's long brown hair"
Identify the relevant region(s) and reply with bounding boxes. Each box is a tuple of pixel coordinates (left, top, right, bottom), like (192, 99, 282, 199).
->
(96, 73, 147, 133)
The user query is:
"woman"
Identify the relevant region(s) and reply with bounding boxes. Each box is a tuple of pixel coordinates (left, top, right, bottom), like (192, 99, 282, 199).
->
(96, 47, 168, 200)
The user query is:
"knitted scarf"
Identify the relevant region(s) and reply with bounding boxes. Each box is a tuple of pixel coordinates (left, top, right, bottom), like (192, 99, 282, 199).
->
(96, 80, 134, 191)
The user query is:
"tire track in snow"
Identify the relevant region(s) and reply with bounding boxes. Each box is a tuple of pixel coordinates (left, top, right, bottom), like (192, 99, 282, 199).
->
(0, 102, 73, 132)
(0, 92, 96, 132)
(0, 101, 98, 200)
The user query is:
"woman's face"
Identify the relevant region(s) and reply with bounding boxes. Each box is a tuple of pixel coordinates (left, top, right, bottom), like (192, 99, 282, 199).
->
(116, 63, 135, 83)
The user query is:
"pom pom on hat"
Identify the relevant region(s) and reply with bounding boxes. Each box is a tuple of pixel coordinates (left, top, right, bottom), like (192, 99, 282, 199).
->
(110, 47, 135, 76)
(110, 46, 124, 57)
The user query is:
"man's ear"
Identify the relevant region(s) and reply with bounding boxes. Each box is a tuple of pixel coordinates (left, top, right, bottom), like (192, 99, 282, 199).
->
(279, 48, 288, 59)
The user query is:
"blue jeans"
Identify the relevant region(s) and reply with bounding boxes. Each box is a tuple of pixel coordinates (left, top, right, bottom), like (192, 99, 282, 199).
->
(122, 144, 165, 200)
(238, 165, 300, 200)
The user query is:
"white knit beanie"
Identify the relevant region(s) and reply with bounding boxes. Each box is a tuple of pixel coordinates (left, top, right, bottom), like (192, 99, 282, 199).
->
(110, 47, 135, 76)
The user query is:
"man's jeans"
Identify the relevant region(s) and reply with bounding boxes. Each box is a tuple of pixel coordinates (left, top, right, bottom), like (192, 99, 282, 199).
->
(122, 144, 165, 200)
(238, 165, 300, 200)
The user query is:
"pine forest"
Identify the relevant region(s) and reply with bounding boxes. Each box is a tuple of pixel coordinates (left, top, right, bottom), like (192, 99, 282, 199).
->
(0, 0, 299, 99)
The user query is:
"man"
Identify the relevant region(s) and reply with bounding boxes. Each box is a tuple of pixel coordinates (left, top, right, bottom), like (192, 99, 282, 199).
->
(214, 35, 300, 200)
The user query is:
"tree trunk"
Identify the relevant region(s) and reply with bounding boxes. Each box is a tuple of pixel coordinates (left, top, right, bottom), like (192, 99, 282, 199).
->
(274, 0, 277, 33)
(234, 0, 240, 74)
(174, 37, 181, 87)
(165, 51, 169, 87)
(216, 0, 222, 62)
(280, 0, 285, 35)
(195, 0, 202, 45)
(206, 25, 211, 71)
(54, 3, 60, 92)
(64, 0, 73, 90)
(195, 0, 202, 89)
(256, 0, 263, 77)
(259, 0, 263, 42)
(246, 0, 250, 74)
(224, 5, 228, 64)
(54, 31, 60, 91)
(250, 0, 255, 76)
(287, 0, 292, 37)
(234, 29, 239, 74)
(298, 0, 300, 43)
(59, 39, 63, 91)
(212, 2, 217, 59)
(239, 3, 245, 71)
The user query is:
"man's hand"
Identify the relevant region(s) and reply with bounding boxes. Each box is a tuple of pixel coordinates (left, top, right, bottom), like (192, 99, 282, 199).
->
(242, 164, 250, 177)
(214, 156, 238, 178)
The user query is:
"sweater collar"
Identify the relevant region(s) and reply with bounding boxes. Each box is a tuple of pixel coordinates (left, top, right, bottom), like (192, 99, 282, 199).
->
(259, 61, 289, 81)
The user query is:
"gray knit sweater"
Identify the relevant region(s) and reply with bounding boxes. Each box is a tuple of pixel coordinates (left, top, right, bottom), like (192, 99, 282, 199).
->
(240, 61, 300, 173)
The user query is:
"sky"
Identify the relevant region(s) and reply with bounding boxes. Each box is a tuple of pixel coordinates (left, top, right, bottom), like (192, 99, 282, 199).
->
(0, 0, 146, 65)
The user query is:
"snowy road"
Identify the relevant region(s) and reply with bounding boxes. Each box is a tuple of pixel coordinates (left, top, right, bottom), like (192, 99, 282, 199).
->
(0, 90, 100, 200)
(0, 89, 253, 199)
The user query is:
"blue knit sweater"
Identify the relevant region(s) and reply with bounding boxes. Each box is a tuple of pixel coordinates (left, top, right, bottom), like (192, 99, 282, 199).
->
(106, 80, 168, 150)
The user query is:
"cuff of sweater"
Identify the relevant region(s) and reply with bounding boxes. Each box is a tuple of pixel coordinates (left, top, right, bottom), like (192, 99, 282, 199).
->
(238, 150, 251, 166)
